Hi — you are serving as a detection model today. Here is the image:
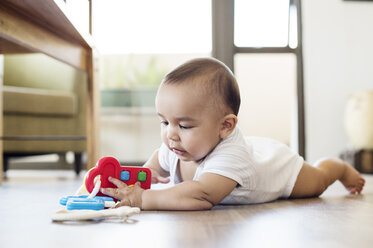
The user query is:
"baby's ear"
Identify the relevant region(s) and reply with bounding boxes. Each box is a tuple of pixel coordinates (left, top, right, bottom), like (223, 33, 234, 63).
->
(220, 114, 238, 139)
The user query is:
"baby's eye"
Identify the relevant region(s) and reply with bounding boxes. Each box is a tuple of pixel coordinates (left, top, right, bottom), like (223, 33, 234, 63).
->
(179, 125, 192, 130)
(160, 121, 169, 126)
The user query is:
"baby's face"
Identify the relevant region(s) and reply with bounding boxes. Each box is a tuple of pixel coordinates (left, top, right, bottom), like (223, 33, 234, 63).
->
(156, 83, 223, 163)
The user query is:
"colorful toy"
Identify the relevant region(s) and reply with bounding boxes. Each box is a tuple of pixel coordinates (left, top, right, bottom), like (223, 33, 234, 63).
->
(84, 156, 152, 197)
(53, 157, 150, 221)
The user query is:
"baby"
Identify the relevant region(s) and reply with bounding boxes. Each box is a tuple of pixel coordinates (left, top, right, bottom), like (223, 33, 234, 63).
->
(101, 57, 365, 210)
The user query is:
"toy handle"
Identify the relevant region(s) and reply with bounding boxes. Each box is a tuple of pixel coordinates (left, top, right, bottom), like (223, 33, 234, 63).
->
(84, 166, 100, 194)
(84, 157, 121, 195)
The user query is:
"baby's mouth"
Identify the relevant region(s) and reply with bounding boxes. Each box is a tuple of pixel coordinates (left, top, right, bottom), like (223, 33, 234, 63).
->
(172, 148, 186, 156)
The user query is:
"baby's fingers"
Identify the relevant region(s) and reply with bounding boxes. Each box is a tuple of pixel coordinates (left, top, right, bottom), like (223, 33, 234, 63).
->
(115, 199, 131, 208)
(100, 187, 119, 198)
(108, 177, 127, 189)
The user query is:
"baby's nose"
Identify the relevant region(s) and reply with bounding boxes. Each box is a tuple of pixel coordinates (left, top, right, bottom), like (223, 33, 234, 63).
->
(167, 125, 179, 141)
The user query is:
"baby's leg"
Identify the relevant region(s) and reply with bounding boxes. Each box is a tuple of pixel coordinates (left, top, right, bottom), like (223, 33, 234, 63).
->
(290, 158, 365, 198)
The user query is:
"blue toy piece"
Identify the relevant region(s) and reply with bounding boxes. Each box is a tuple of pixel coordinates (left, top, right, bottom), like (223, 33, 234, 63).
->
(60, 195, 115, 210)
(66, 198, 105, 210)
(60, 195, 114, 206)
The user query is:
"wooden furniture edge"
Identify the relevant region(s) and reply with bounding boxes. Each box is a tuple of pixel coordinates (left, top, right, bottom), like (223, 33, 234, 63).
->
(0, 55, 3, 183)
(0, 4, 88, 71)
(0, 0, 101, 182)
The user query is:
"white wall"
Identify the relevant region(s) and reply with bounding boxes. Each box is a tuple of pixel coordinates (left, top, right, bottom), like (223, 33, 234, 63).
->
(303, 0, 373, 163)
(235, 53, 296, 146)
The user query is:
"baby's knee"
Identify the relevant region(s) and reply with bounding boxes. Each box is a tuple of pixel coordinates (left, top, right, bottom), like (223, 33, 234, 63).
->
(291, 163, 329, 198)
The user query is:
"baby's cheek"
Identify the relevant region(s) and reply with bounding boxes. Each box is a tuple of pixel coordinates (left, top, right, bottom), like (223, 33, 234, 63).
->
(188, 141, 210, 159)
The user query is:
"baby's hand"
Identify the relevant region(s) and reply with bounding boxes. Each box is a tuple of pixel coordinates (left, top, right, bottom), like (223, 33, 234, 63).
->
(100, 177, 144, 208)
(149, 168, 170, 184)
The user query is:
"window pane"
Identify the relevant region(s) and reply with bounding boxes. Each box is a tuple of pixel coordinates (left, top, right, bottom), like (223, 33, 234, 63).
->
(234, 0, 290, 47)
(288, 4, 298, 49)
(93, 0, 211, 54)
(100, 53, 209, 163)
(100, 53, 209, 100)
(235, 53, 296, 146)
(93, 1, 211, 163)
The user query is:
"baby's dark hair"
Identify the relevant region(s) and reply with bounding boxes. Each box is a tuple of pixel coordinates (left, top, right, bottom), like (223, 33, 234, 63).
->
(162, 57, 241, 115)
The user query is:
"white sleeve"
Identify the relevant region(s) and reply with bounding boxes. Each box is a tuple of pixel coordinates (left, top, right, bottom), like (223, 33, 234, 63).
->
(158, 143, 171, 172)
(199, 143, 256, 189)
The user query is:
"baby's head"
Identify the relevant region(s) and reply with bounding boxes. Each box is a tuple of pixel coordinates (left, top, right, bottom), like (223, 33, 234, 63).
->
(161, 57, 240, 116)
(156, 57, 241, 162)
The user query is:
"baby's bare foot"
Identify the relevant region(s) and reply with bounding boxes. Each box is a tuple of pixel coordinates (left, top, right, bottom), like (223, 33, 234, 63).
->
(340, 164, 365, 194)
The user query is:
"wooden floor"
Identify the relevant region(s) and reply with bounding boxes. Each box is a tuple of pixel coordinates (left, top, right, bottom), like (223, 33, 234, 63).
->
(0, 170, 372, 248)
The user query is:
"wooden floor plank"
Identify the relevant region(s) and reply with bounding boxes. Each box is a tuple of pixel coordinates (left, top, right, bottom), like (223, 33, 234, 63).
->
(0, 170, 372, 248)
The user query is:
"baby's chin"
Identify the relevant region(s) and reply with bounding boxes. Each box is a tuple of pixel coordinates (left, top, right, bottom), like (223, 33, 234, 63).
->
(177, 156, 193, 162)
(177, 154, 198, 162)
(178, 155, 206, 164)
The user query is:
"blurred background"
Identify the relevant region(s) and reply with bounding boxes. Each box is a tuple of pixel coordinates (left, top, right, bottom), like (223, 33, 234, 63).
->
(3, 0, 373, 172)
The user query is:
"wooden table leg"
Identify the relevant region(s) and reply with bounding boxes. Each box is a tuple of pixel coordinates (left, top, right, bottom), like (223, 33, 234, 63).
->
(0, 55, 3, 183)
(86, 48, 101, 170)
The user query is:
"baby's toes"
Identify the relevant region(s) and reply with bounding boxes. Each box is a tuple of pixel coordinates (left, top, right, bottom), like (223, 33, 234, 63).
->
(349, 188, 357, 194)
(359, 179, 365, 187)
(356, 185, 363, 193)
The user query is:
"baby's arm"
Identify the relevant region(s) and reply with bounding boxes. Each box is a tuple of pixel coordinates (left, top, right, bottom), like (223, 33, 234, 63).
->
(141, 173, 237, 210)
(143, 149, 170, 184)
(102, 173, 237, 210)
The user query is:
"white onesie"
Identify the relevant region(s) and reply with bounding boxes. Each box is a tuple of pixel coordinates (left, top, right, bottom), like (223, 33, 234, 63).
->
(158, 127, 304, 204)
